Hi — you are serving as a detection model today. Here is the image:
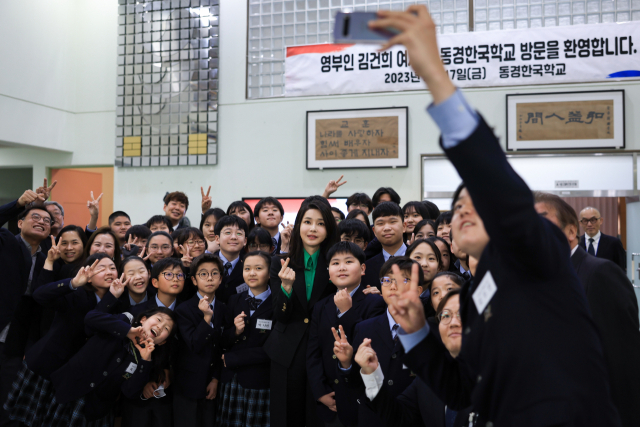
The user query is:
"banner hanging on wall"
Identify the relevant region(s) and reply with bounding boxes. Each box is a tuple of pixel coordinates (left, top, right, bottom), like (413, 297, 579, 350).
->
(285, 21, 639, 97)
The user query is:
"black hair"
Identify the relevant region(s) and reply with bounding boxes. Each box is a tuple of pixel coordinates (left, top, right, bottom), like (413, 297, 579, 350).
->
(372, 201, 403, 223)
(406, 238, 443, 272)
(451, 182, 466, 210)
(345, 209, 372, 229)
(83, 252, 115, 292)
(248, 227, 273, 247)
(422, 200, 441, 220)
(200, 208, 226, 233)
(414, 219, 437, 238)
(286, 198, 338, 269)
(435, 211, 453, 229)
(214, 215, 248, 236)
(427, 236, 451, 255)
(338, 219, 371, 242)
(190, 253, 224, 277)
(19, 205, 51, 222)
(56, 225, 88, 249)
(145, 231, 174, 260)
(175, 227, 205, 247)
(84, 226, 122, 269)
(108, 211, 130, 225)
(131, 307, 178, 384)
(379, 256, 425, 288)
(151, 257, 183, 281)
(226, 201, 255, 231)
(346, 193, 373, 213)
(163, 191, 189, 210)
(331, 207, 345, 221)
(121, 255, 150, 275)
(402, 201, 429, 221)
(254, 197, 284, 217)
(124, 225, 152, 242)
(436, 288, 462, 319)
(326, 241, 366, 265)
(145, 215, 174, 233)
(431, 271, 465, 293)
(372, 187, 401, 206)
(243, 250, 272, 270)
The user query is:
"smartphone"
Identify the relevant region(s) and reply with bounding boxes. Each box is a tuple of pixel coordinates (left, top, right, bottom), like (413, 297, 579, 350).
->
(333, 12, 399, 44)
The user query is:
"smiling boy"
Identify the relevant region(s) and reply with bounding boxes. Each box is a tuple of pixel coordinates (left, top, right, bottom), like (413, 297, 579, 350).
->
(163, 191, 190, 230)
(254, 197, 284, 254)
(213, 215, 248, 304)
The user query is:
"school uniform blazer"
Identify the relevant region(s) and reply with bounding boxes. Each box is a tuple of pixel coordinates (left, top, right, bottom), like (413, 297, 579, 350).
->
(343, 314, 416, 427)
(579, 232, 627, 272)
(220, 290, 273, 389)
(362, 253, 385, 290)
(402, 116, 621, 426)
(263, 253, 334, 369)
(173, 293, 226, 400)
(51, 310, 153, 421)
(215, 250, 245, 304)
(0, 228, 35, 334)
(25, 278, 98, 379)
(364, 237, 382, 260)
(306, 287, 386, 423)
(571, 245, 640, 427)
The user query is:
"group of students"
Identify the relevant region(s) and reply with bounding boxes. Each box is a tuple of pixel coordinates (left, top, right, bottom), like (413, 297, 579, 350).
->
(2, 5, 640, 427)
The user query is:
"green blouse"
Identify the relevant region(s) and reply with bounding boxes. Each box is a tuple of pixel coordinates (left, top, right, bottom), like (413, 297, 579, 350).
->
(281, 249, 319, 301)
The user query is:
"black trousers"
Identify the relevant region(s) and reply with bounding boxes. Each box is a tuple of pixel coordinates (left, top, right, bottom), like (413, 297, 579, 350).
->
(173, 393, 215, 427)
(0, 344, 20, 427)
(269, 334, 321, 427)
(121, 394, 173, 427)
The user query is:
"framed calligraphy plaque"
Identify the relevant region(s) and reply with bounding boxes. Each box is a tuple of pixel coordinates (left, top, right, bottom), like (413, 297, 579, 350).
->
(506, 90, 624, 151)
(306, 107, 408, 169)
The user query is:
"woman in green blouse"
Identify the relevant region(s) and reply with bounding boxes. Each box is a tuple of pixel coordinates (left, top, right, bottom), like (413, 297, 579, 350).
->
(264, 196, 338, 427)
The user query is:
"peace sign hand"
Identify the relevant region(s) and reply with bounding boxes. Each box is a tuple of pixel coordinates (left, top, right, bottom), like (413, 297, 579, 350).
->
(201, 186, 212, 213)
(17, 189, 45, 207)
(35, 178, 57, 202)
(322, 175, 347, 198)
(71, 259, 100, 288)
(278, 258, 295, 293)
(46, 236, 62, 263)
(332, 325, 353, 369)
(87, 191, 103, 218)
(139, 247, 152, 262)
(407, 232, 416, 246)
(124, 234, 139, 253)
(387, 262, 426, 334)
(180, 245, 193, 267)
(110, 273, 129, 298)
(134, 337, 155, 362)
(354, 338, 379, 375)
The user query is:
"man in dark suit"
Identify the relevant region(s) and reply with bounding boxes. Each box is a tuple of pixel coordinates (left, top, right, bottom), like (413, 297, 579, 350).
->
(535, 193, 640, 427)
(578, 206, 626, 272)
(374, 6, 621, 426)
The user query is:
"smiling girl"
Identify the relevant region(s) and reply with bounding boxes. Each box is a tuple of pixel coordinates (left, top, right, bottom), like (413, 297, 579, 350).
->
(85, 227, 122, 269)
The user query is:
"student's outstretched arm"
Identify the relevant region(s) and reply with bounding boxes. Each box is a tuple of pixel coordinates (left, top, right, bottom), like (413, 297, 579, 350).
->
(84, 309, 133, 339)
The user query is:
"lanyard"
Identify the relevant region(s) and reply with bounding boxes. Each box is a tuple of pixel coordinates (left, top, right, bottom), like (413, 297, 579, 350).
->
(129, 341, 139, 364)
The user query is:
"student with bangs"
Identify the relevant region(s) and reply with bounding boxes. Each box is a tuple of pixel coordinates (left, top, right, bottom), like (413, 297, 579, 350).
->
(402, 201, 430, 242)
(434, 211, 453, 244)
(247, 227, 276, 254)
(117, 256, 154, 311)
(406, 238, 444, 287)
(85, 227, 122, 269)
(413, 219, 437, 240)
(213, 215, 249, 304)
(421, 200, 440, 220)
(426, 236, 453, 272)
(200, 208, 226, 253)
(109, 211, 132, 247)
(264, 197, 338, 427)
(144, 231, 175, 269)
(339, 218, 371, 252)
(346, 193, 374, 215)
(372, 187, 401, 208)
(226, 201, 255, 232)
(175, 227, 207, 268)
(254, 197, 285, 255)
(331, 207, 345, 224)
(163, 191, 191, 230)
(122, 225, 152, 258)
(146, 215, 174, 234)
(345, 208, 371, 229)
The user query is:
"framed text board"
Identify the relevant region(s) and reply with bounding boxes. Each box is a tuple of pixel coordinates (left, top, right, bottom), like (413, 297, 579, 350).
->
(306, 107, 408, 170)
(506, 90, 625, 151)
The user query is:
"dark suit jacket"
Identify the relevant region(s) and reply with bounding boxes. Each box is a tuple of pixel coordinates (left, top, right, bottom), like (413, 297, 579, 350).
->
(364, 237, 382, 260)
(215, 251, 245, 304)
(51, 311, 152, 421)
(579, 233, 627, 272)
(307, 286, 386, 423)
(263, 253, 334, 369)
(343, 314, 415, 427)
(221, 290, 273, 389)
(571, 245, 640, 427)
(403, 116, 621, 426)
(174, 294, 226, 400)
(25, 279, 98, 379)
(362, 253, 385, 290)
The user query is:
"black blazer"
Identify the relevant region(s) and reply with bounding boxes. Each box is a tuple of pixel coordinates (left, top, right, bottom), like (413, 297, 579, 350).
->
(364, 238, 382, 260)
(403, 117, 621, 426)
(221, 290, 273, 389)
(24, 278, 98, 379)
(343, 313, 415, 427)
(174, 293, 226, 400)
(51, 310, 153, 421)
(263, 253, 334, 368)
(362, 253, 385, 290)
(571, 245, 640, 427)
(215, 251, 245, 304)
(579, 233, 627, 272)
(306, 286, 386, 423)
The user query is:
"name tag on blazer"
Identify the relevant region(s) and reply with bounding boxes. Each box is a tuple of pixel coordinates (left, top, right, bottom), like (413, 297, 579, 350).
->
(126, 362, 138, 374)
(256, 319, 272, 331)
(236, 283, 250, 293)
(473, 271, 497, 315)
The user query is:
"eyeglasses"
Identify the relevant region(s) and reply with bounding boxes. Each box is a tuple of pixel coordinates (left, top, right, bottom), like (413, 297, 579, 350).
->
(380, 277, 409, 287)
(29, 213, 52, 226)
(438, 310, 461, 325)
(248, 243, 271, 250)
(580, 217, 600, 225)
(349, 203, 370, 210)
(161, 272, 185, 281)
(197, 271, 220, 279)
(341, 237, 365, 245)
(150, 245, 172, 251)
(186, 240, 205, 247)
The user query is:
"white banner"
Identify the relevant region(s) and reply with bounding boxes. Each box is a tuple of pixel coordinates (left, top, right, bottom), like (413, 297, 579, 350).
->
(285, 22, 639, 97)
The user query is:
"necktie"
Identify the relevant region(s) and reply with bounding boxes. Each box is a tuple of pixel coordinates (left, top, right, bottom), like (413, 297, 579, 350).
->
(246, 296, 263, 310)
(392, 323, 399, 343)
(587, 238, 595, 255)
(272, 238, 278, 255)
(462, 271, 472, 281)
(445, 407, 458, 427)
(224, 262, 232, 277)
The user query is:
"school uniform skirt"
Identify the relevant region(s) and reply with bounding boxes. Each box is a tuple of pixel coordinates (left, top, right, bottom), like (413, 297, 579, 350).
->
(3, 361, 113, 427)
(217, 374, 270, 427)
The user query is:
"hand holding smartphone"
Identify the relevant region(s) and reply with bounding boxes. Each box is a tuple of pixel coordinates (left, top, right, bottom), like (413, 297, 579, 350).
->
(333, 12, 400, 44)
